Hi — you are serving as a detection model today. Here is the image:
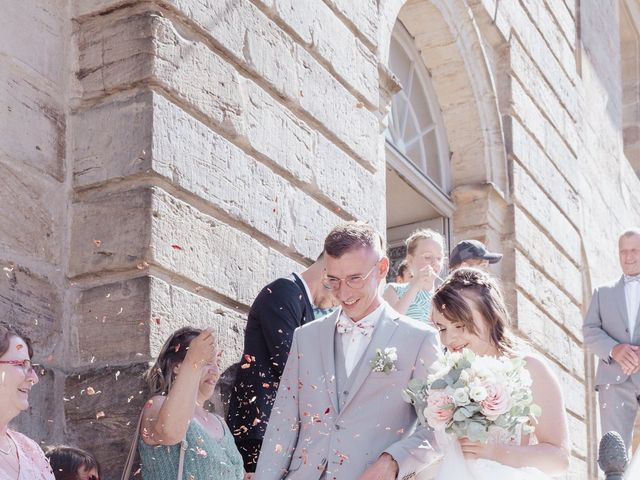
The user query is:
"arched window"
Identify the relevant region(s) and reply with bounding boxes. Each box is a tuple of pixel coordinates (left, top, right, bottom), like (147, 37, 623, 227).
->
(386, 24, 451, 194)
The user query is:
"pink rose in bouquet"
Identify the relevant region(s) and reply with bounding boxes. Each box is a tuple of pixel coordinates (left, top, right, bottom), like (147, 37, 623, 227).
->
(480, 381, 512, 420)
(424, 390, 455, 428)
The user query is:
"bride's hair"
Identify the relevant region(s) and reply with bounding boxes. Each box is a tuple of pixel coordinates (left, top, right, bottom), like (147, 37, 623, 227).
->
(432, 268, 521, 354)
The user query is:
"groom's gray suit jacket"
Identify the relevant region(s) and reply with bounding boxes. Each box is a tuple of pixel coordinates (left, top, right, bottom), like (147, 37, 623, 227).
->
(254, 304, 441, 480)
(583, 276, 640, 387)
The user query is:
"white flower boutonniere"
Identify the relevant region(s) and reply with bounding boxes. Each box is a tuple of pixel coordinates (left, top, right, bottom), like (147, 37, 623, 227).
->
(370, 347, 398, 374)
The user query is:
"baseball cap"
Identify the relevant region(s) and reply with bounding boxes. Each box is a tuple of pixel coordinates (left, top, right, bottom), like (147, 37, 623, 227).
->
(449, 240, 502, 267)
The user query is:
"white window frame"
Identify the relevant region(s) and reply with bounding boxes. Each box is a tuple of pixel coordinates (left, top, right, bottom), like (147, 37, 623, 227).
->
(386, 23, 453, 202)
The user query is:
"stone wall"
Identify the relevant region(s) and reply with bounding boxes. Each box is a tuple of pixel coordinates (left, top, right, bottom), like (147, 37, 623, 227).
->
(1, 1, 640, 479)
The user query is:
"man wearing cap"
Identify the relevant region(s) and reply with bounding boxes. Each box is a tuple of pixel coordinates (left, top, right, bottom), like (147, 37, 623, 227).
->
(448, 239, 503, 271)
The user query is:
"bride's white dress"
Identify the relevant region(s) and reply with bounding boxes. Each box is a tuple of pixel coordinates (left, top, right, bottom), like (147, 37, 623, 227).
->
(422, 427, 553, 480)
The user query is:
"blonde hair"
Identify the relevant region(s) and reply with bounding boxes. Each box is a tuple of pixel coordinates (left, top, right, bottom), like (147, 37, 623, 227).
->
(405, 229, 444, 256)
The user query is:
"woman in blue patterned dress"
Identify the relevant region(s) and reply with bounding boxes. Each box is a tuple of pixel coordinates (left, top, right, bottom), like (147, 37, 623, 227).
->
(137, 327, 247, 480)
(384, 229, 445, 322)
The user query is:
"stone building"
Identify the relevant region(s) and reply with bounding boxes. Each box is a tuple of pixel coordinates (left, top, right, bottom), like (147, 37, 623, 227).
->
(1, 0, 639, 478)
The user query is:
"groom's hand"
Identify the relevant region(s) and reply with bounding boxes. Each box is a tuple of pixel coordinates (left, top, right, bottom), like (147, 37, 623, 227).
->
(357, 452, 399, 480)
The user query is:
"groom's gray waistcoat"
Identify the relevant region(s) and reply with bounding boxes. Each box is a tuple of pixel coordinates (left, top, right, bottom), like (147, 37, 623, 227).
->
(255, 304, 442, 480)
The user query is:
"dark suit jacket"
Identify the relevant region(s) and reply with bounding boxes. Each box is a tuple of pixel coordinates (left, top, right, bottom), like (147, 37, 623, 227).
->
(227, 273, 314, 441)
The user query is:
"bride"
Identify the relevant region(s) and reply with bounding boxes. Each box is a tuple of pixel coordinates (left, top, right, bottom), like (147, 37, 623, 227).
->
(424, 268, 570, 479)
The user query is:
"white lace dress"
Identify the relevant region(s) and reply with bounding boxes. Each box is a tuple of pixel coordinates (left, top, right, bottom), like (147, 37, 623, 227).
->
(425, 426, 553, 480)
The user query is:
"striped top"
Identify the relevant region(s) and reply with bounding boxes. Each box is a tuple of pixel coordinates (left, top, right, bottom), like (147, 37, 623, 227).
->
(138, 416, 243, 480)
(388, 283, 433, 322)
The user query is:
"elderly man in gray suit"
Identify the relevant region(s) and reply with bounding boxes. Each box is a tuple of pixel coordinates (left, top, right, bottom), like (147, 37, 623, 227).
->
(255, 222, 441, 480)
(583, 229, 640, 451)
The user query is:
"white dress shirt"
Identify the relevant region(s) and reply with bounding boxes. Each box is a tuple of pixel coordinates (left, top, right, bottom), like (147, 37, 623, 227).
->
(625, 279, 640, 337)
(338, 304, 385, 376)
(294, 272, 312, 305)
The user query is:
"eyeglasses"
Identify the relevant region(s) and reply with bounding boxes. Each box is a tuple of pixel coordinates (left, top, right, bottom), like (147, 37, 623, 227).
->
(322, 261, 380, 291)
(0, 359, 37, 374)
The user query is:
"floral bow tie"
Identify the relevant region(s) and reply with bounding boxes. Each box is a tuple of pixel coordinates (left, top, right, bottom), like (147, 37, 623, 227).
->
(625, 275, 640, 284)
(336, 317, 374, 336)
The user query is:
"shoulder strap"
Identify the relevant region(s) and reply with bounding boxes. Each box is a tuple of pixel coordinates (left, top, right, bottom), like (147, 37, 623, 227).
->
(121, 410, 187, 480)
(121, 411, 144, 480)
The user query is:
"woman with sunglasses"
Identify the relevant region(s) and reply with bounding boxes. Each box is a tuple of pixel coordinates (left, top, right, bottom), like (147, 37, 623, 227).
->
(0, 323, 54, 479)
(125, 327, 246, 480)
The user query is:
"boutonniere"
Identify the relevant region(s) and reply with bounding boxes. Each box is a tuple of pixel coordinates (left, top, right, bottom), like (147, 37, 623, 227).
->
(370, 347, 398, 374)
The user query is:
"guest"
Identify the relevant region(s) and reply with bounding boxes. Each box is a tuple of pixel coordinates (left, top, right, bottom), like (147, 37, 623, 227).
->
(448, 239, 502, 271)
(394, 259, 412, 283)
(227, 254, 325, 472)
(383, 229, 444, 322)
(312, 287, 339, 319)
(583, 229, 640, 452)
(0, 324, 54, 479)
(131, 327, 245, 480)
(45, 445, 100, 480)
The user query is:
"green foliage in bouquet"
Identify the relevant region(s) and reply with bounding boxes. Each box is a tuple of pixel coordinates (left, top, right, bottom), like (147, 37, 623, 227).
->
(402, 349, 541, 443)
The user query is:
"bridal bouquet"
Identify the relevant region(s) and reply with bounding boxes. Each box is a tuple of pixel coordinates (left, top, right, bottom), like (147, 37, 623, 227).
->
(402, 349, 540, 442)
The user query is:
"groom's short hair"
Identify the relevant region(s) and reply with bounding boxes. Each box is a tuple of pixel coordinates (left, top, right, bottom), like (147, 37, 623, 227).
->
(324, 221, 385, 258)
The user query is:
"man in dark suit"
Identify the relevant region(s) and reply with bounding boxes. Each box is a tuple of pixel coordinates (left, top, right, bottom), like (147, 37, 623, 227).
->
(227, 254, 326, 472)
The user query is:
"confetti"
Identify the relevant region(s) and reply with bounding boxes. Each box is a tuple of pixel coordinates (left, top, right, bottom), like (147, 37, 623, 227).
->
(86, 387, 97, 396)
(96, 411, 105, 419)
(275, 444, 283, 454)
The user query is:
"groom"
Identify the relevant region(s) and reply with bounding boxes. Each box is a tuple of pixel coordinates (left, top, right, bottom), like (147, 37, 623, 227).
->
(255, 222, 441, 480)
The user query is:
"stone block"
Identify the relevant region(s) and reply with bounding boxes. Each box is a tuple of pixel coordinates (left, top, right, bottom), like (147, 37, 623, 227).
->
(71, 275, 247, 369)
(72, 88, 378, 236)
(161, 0, 378, 165)
(496, 0, 577, 110)
(0, 160, 60, 263)
(514, 250, 583, 341)
(322, 0, 378, 47)
(70, 186, 302, 305)
(147, 277, 245, 368)
(10, 366, 58, 445)
(266, 0, 378, 105)
(512, 162, 581, 264)
(151, 92, 343, 259)
(513, 206, 581, 304)
(69, 188, 152, 277)
(506, 117, 581, 228)
(0, 0, 66, 86)
(75, 11, 160, 101)
(567, 413, 587, 459)
(76, 6, 378, 167)
(511, 78, 577, 180)
(149, 188, 302, 305)
(71, 277, 151, 367)
(0, 59, 65, 181)
(0, 261, 62, 361)
(64, 363, 148, 480)
(545, 354, 586, 419)
(567, 455, 588, 480)
(515, 291, 585, 380)
(518, 0, 576, 73)
(72, 92, 154, 186)
(510, 36, 578, 152)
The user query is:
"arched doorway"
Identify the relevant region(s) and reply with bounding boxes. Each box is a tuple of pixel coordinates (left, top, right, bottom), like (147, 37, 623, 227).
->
(385, 22, 454, 279)
(381, 0, 510, 281)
